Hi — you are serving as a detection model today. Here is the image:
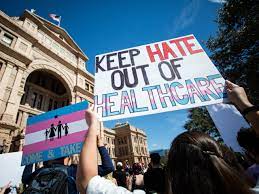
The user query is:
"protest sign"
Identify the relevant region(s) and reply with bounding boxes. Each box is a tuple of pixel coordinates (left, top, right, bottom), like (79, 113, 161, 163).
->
(21, 101, 88, 166)
(95, 34, 228, 121)
(0, 152, 25, 187)
(207, 103, 250, 152)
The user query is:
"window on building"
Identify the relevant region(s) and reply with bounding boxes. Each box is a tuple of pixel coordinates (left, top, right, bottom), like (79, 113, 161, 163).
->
(54, 101, 58, 110)
(85, 81, 89, 91)
(32, 92, 38, 108)
(31, 24, 37, 31)
(25, 21, 30, 28)
(48, 98, 53, 111)
(124, 137, 127, 144)
(90, 86, 94, 93)
(2, 33, 13, 46)
(37, 95, 43, 109)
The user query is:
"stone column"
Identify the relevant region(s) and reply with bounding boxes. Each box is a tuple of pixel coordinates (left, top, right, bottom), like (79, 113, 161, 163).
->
(20, 112, 29, 133)
(16, 111, 23, 126)
(2, 68, 24, 122)
(0, 63, 13, 115)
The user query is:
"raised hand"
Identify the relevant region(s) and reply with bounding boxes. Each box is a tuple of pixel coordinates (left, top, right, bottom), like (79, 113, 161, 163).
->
(225, 80, 253, 111)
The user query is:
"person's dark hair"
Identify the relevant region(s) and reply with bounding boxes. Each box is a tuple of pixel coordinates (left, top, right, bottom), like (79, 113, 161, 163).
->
(116, 165, 122, 171)
(132, 163, 142, 175)
(150, 153, 161, 165)
(166, 131, 252, 194)
(237, 128, 259, 155)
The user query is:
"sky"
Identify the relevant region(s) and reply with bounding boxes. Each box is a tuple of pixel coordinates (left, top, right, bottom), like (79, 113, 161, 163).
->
(0, 0, 224, 151)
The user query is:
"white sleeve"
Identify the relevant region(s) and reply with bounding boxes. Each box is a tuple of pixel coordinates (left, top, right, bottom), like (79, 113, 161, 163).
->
(87, 176, 133, 194)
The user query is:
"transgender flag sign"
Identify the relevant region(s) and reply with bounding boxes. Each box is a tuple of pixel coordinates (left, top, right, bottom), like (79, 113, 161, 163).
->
(21, 101, 88, 166)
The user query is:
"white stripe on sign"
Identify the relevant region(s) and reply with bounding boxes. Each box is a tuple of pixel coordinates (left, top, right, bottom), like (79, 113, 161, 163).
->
(24, 119, 88, 145)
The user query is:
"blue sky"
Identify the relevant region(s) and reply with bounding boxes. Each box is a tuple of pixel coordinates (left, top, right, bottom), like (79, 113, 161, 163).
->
(1, 0, 224, 151)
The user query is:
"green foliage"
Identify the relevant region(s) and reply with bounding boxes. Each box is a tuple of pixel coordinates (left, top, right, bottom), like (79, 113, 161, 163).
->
(184, 107, 222, 141)
(207, 0, 259, 103)
(184, 0, 258, 140)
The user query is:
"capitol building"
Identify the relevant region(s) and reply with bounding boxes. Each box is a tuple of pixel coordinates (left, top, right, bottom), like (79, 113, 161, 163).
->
(0, 10, 149, 165)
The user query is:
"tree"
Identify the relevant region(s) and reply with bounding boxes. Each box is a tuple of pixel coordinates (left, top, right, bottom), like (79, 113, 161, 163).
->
(185, 0, 258, 139)
(184, 107, 222, 141)
(207, 0, 259, 103)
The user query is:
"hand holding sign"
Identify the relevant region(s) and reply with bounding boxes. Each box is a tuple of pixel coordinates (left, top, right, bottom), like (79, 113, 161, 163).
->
(225, 80, 253, 111)
(85, 104, 99, 127)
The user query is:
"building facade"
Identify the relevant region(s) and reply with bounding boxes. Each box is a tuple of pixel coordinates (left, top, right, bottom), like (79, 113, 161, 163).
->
(112, 123, 149, 166)
(0, 10, 149, 166)
(0, 10, 94, 153)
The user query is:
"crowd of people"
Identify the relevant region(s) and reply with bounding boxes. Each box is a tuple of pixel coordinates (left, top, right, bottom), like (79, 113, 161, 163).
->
(77, 80, 259, 194)
(0, 80, 258, 194)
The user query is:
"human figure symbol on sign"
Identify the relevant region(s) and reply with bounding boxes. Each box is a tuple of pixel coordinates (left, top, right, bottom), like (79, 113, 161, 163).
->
(44, 128, 49, 141)
(63, 123, 69, 136)
(57, 121, 63, 139)
(49, 124, 56, 141)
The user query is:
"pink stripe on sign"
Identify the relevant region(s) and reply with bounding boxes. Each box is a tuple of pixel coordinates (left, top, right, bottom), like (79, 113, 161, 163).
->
(23, 129, 88, 155)
(26, 110, 85, 134)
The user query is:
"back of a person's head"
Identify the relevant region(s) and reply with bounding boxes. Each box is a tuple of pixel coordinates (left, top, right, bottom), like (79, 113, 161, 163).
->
(166, 131, 252, 194)
(237, 128, 259, 156)
(116, 162, 123, 171)
(132, 163, 142, 175)
(45, 157, 65, 166)
(150, 153, 161, 165)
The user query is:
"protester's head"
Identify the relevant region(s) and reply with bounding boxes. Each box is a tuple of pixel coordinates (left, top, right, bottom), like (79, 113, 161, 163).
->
(237, 128, 259, 162)
(116, 162, 123, 170)
(150, 153, 161, 166)
(44, 157, 66, 166)
(132, 163, 142, 175)
(59, 121, 61, 124)
(166, 131, 252, 194)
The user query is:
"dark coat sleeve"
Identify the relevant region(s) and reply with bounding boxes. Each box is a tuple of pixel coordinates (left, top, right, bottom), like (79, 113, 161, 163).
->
(22, 164, 34, 185)
(98, 146, 115, 176)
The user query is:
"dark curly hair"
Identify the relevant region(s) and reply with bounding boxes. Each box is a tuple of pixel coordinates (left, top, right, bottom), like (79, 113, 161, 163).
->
(132, 163, 142, 175)
(237, 128, 259, 155)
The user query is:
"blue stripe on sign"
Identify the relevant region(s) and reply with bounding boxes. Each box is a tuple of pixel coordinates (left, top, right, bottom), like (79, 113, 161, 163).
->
(27, 101, 88, 126)
(21, 142, 84, 166)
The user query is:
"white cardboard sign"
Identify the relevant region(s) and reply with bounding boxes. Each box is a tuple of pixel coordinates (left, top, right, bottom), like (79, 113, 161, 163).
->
(207, 103, 250, 152)
(0, 152, 25, 187)
(95, 35, 228, 121)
